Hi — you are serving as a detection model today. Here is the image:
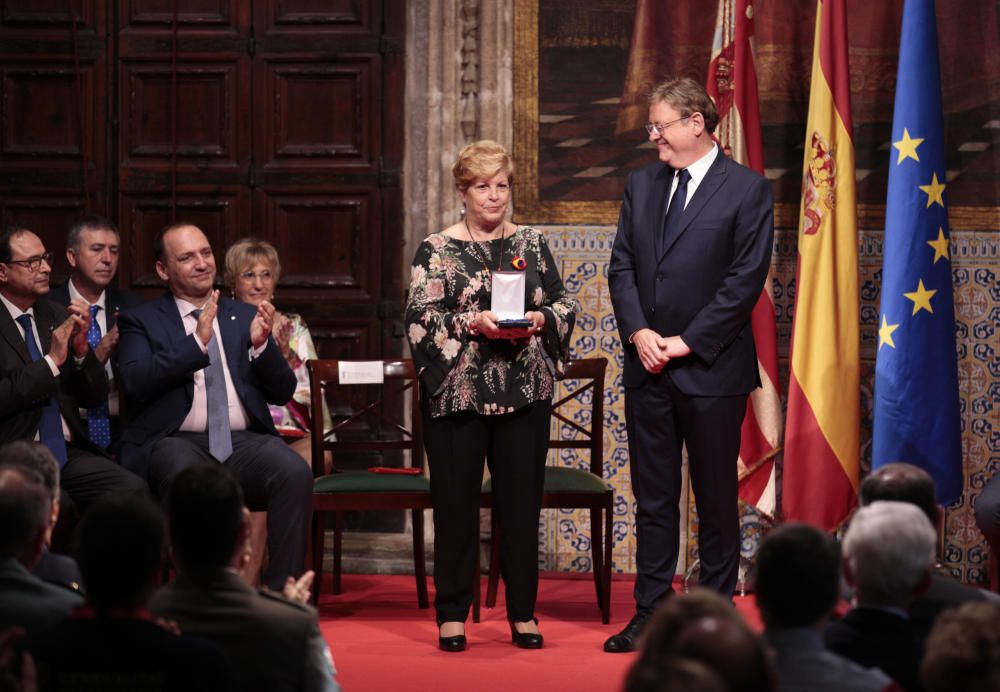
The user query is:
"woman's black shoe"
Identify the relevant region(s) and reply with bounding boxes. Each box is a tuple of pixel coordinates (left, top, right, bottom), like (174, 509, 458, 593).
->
(437, 621, 467, 652)
(509, 619, 543, 649)
(438, 633, 467, 652)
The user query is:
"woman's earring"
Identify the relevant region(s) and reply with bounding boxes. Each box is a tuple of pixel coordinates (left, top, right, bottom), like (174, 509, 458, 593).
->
(459, 204, 466, 218)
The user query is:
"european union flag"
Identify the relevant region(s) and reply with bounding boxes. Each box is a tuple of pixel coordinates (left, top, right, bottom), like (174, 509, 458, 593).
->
(873, 0, 963, 504)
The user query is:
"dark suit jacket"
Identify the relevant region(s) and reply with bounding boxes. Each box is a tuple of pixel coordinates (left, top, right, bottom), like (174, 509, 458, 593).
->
(0, 557, 82, 637)
(48, 282, 143, 331)
(28, 612, 234, 692)
(824, 607, 922, 691)
(149, 569, 320, 692)
(0, 298, 109, 453)
(608, 152, 774, 395)
(117, 293, 296, 479)
(32, 547, 84, 594)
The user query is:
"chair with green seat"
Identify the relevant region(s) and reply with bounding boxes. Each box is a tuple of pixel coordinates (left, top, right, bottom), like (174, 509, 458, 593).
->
(307, 358, 431, 608)
(481, 356, 613, 623)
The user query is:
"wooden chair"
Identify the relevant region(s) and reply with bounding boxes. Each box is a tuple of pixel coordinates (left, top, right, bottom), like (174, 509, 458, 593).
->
(307, 359, 431, 608)
(481, 357, 614, 623)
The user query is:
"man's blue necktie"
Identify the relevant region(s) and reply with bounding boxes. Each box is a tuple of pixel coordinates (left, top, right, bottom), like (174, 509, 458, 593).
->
(192, 309, 233, 462)
(86, 304, 111, 449)
(660, 168, 692, 254)
(15, 314, 69, 468)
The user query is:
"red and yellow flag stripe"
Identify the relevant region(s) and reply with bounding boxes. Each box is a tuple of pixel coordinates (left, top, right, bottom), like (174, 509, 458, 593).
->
(782, 0, 860, 530)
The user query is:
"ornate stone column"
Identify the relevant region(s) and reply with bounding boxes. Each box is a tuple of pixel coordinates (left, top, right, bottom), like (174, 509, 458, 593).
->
(404, 0, 514, 272)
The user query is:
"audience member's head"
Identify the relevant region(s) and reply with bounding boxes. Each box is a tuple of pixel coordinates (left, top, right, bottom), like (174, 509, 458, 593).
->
(860, 462, 939, 527)
(0, 467, 50, 567)
(77, 494, 165, 612)
(755, 523, 841, 629)
(65, 215, 121, 295)
(0, 441, 61, 540)
(921, 601, 1000, 692)
(0, 226, 52, 309)
(167, 463, 248, 572)
(629, 589, 775, 692)
(153, 222, 216, 305)
(842, 500, 936, 609)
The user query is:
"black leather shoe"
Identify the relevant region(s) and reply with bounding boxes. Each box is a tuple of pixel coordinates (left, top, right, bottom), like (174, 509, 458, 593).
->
(603, 611, 650, 653)
(509, 618, 544, 649)
(438, 633, 467, 652)
(438, 621, 467, 652)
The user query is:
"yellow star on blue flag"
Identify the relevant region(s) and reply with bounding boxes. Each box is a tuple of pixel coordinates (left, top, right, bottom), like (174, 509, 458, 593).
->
(873, 0, 962, 504)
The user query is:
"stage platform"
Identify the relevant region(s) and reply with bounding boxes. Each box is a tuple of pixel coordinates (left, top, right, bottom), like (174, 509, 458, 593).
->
(317, 572, 762, 691)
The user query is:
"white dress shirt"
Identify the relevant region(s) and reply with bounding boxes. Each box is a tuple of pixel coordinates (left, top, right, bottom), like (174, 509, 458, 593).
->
(174, 297, 252, 433)
(67, 279, 120, 417)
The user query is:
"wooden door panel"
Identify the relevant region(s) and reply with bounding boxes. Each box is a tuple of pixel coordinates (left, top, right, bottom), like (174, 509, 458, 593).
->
(2, 67, 93, 158)
(0, 196, 85, 282)
(1, 1, 97, 28)
(120, 61, 248, 168)
(122, 0, 240, 29)
(258, 0, 373, 34)
(257, 57, 376, 171)
(258, 189, 378, 296)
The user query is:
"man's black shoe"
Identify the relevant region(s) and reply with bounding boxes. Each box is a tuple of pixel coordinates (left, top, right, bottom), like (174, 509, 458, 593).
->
(603, 611, 650, 653)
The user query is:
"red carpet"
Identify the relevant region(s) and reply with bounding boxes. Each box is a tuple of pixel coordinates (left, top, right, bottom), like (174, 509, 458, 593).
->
(317, 573, 762, 691)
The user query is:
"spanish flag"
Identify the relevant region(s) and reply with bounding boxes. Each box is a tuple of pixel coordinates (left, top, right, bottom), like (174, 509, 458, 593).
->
(782, 0, 860, 530)
(706, 0, 781, 518)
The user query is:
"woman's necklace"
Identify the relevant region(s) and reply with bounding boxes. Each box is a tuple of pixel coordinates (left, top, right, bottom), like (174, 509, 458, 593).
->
(464, 219, 506, 275)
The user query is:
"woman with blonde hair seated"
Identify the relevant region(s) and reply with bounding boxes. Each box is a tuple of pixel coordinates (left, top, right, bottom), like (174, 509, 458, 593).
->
(225, 237, 331, 582)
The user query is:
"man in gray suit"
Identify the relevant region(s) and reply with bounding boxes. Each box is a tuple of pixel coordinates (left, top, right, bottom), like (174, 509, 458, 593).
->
(150, 462, 338, 692)
(0, 466, 82, 636)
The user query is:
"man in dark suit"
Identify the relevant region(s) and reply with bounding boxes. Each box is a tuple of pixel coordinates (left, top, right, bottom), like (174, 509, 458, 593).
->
(0, 466, 82, 637)
(859, 463, 997, 645)
(118, 222, 312, 590)
(0, 440, 83, 593)
(824, 501, 937, 691)
(27, 492, 234, 692)
(150, 463, 338, 692)
(0, 226, 147, 509)
(49, 216, 143, 455)
(606, 77, 774, 652)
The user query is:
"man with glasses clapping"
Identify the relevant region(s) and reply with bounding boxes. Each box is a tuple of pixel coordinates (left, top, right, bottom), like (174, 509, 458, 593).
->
(0, 225, 147, 513)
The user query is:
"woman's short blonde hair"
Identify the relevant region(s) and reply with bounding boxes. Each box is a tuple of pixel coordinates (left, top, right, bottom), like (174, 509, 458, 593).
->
(451, 140, 514, 191)
(224, 237, 281, 289)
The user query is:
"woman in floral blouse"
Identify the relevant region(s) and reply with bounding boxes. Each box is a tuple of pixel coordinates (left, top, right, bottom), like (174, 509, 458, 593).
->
(405, 140, 576, 652)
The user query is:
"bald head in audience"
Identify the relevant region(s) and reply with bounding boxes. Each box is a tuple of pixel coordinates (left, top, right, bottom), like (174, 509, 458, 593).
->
(861, 462, 939, 526)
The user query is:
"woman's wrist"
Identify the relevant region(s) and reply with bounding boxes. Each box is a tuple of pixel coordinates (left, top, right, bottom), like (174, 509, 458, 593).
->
(467, 313, 480, 335)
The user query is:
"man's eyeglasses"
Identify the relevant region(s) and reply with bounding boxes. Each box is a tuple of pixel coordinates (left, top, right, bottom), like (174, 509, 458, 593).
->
(5, 252, 53, 273)
(644, 116, 691, 137)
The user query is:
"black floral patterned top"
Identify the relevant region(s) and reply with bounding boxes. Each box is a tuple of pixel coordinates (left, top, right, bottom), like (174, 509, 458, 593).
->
(405, 225, 576, 418)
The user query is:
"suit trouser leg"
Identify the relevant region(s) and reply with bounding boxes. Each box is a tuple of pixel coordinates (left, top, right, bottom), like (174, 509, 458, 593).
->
(228, 431, 313, 591)
(669, 379, 745, 597)
(60, 445, 149, 510)
(422, 403, 489, 622)
(487, 400, 550, 622)
(149, 432, 313, 590)
(625, 377, 684, 612)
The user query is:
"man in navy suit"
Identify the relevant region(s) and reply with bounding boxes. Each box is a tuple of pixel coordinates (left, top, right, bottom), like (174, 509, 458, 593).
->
(605, 77, 774, 652)
(50, 216, 143, 455)
(118, 222, 312, 590)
